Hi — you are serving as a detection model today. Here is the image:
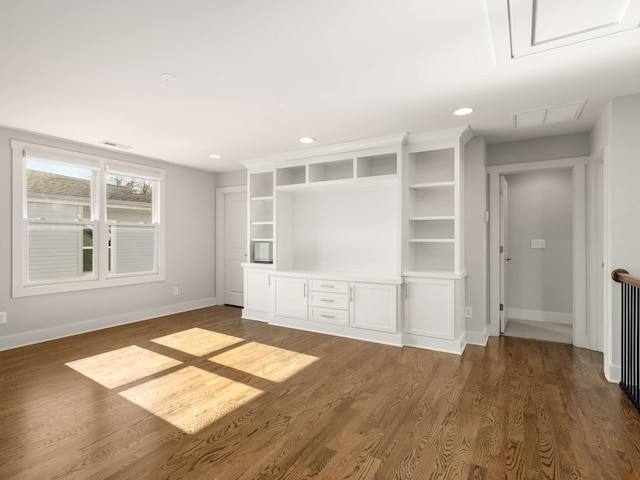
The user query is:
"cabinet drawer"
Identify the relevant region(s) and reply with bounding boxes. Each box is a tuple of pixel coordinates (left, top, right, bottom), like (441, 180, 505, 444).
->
(309, 291, 349, 310)
(309, 307, 349, 326)
(309, 280, 349, 294)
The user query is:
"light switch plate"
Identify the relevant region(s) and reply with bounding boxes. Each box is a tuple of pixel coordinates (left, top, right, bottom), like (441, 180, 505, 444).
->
(531, 239, 546, 249)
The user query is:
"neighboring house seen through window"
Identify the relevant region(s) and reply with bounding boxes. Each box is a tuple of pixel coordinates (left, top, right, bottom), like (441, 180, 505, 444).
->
(12, 140, 165, 297)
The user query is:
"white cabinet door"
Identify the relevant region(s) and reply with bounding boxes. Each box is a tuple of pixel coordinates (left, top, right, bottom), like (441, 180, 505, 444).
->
(404, 278, 454, 339)
(244, 269, 272, 313)
(273, 276, 308, 320)
(349, 283, 397, 333)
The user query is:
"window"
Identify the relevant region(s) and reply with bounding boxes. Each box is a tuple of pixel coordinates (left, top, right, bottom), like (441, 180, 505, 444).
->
(12, 140, 165, 297)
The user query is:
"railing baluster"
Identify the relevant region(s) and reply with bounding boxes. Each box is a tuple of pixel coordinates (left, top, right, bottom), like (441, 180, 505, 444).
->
(612, 269, 640, 412)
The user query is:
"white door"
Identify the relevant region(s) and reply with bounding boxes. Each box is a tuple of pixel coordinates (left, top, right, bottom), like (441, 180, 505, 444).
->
(350, 283, 397, 333)
(273, 276, 308, 320)
(499, 176, 510, 334)
(224, 191, 247, 306)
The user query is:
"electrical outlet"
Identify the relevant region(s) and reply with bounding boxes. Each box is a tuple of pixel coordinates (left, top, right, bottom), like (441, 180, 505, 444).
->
(173, 287, 179, 296)
(464, 307, 472, 319)
(531, 239, 546, 249)
(0, 312, 6, 324)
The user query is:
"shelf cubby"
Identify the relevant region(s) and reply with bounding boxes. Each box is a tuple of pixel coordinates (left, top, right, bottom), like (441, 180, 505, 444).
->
(410, 186, 454, 218)
(408, 148, 454, 185)
(276, 165, 306, 186)
(410, 218, 454, 240)
(357, 153, 398, 178)
(250, 171, 274, 198)
(409, 242, 455, 272)
(250, 197, 274, 223)
(309, 159, 354, 183)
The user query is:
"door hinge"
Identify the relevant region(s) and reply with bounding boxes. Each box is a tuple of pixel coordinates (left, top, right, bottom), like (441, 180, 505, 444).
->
(500, 303, 504, 311)
(500, 246, 504, 254)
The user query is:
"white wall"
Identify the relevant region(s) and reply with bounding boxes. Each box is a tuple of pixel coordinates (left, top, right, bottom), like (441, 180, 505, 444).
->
(487, 132, 590, 166)
(505, 170, 573, 322)
(606, 93, 640, 381)
(0, 127, 218, 350)
(463, 136, 488, 344)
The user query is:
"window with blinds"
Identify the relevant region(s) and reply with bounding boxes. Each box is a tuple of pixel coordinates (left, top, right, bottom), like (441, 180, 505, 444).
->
(11, 140, 165, 297)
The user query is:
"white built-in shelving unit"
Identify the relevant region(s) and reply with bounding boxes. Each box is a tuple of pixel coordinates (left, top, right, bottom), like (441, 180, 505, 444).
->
(241, 127, 471, 353)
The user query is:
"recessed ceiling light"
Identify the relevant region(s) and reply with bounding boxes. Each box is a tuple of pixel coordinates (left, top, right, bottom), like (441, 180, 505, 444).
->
(209, 154, 221, 159)
(160, 73, 178, 82)
(299, 137, 315, 144)
(453, 107, 474, 116)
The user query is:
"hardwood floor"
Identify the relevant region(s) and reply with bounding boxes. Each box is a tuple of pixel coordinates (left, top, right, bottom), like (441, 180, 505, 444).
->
(1, 305, 639, 479)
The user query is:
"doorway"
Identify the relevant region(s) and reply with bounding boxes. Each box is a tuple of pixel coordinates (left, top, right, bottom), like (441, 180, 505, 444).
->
(499, 169, 574, 343)
(488, 157, 590, 348)
(215, 186, 247, 307)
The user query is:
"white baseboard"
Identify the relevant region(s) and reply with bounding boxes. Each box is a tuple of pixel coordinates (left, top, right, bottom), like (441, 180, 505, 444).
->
(0, 297, 218, 352)
(466, 329, 489, 346)
(402, 332, 466, 355)
(507, 308, 573, 325)
(605, 363, 621, 384)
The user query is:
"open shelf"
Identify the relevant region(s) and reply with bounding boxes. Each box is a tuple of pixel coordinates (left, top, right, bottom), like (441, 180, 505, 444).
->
(309, 159, 354, 183)
(409, 238, 455, 243)
(409, 148, 454, 184)
(409, 181, 455, 189)
(357, 153, 397, 178)
(410, 216, 455, 221)
(250, 171, 274, 198)
(276, 165, 306, 186)
(251, 195, 274, 201)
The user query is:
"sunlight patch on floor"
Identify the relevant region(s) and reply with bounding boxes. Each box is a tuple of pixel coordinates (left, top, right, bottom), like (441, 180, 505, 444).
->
(151, 327, 244, 357)
(209, 341, 319, 382)
(65, 345, 182, 389)
(119, 366, 262, 434)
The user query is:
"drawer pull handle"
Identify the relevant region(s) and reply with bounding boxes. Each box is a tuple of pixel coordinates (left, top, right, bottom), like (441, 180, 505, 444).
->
(320, 314, 335, 319)
(320, 298, 335, 302)
(320, 284, 335, 288)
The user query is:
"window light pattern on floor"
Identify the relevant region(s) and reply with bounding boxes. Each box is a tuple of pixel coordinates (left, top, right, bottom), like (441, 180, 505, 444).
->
(209, 341, 319, 382)
(65, 345, 181, 389)
(65, 328, 319, 434)
(151, 327, 244, 357)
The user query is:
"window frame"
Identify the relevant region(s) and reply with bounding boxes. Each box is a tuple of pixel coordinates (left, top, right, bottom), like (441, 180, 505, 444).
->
(12, 140, 166, 298)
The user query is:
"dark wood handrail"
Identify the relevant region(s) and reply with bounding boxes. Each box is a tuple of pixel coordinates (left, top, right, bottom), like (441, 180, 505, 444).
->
(612, 269, 640, 289)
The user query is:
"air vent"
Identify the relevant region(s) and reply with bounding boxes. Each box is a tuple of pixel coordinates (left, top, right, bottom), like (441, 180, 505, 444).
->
(512, 100, 586, 128)
(100, 140, 133, 150)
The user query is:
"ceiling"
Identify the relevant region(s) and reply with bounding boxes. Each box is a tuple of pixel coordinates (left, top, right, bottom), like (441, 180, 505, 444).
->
(1, 0, 639, 172)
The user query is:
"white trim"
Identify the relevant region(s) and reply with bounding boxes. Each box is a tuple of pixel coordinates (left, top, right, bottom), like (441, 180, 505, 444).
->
(402, 332, 467, 355)
(488, 157, 591, 350)
(507, 308, 573, 325)
(605, 364, 621, 384)
(215, 185, 247, 305)
(0, 298, 217, 352)
(465, 329, 489, 346)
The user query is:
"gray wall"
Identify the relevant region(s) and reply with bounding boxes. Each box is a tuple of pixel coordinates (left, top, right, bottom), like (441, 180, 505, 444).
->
(0, 127, 218, 350)
(607, 93, 640, 380)
(505, 170, 573, 319)
(464, 136, 488, 342)
(216, 169, 247, 188)
(487, 132, 590, 166)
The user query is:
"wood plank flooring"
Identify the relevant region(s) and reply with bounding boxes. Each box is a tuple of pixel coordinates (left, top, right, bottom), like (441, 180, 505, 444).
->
(1, 305, 639, 479)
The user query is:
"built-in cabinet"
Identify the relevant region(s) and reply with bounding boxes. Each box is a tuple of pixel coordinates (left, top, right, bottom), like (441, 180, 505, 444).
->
(242, 128, 470, 353)
(243, 267, 272, 322)
(273, 276, 308, 320)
